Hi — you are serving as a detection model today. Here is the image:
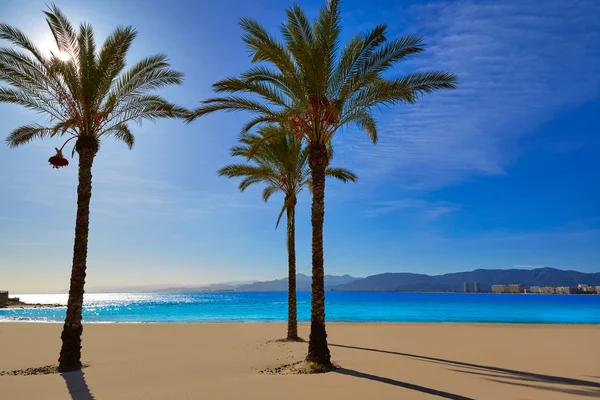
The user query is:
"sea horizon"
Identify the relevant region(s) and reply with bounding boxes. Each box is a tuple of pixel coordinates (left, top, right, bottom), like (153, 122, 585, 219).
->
(2, 292, 599, 324)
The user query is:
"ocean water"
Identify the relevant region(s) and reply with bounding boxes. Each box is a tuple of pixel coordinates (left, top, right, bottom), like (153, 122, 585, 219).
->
(0, 292, 598, 324)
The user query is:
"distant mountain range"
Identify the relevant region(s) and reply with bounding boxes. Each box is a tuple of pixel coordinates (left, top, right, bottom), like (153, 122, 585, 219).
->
(41, 267, 598, 294)
(54, 280, 258, 294)
(146, 267, 599, 293)
(234, 274, 358, 291)
(330, 268, 600, 292)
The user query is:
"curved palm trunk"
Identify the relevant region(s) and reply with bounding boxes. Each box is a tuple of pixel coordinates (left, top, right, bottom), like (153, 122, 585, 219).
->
(286, 201, 298, 340)
(58, 143, 96, 371)
(306, 143, 332, 368)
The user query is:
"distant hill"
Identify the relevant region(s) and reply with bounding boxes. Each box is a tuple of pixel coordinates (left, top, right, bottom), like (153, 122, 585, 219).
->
(331, 268, 600, 292)
(43, 267, 598, 294)
(235, 274, 359, 292)
(58, 281, 258, 294)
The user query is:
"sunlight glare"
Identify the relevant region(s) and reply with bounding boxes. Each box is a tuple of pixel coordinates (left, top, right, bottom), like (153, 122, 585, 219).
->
(55, 51, 71, 61)
(39, 34, 71, 61)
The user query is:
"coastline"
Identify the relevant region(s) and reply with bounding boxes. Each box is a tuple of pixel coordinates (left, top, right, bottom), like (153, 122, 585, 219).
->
(0, 303, 63, 310)
(1, 322, 598, 399)
(4, 292, 599, 324)
(1, 319, 600, 325)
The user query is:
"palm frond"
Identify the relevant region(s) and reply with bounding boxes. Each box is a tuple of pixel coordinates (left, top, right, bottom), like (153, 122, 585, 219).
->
(275, 200, 288, 229)
(213, 77, 290, 108)
(43, 3, 79, 60)
(331, 24, 387, 94)
(341, 34, 425, 100)
(241, 66, 304, 102)
(240, 17, 298, 78)
(94, 26, 137, 105)
(335, 108, 378, 143)
(238, 175, 271, 191)
(100, 95, 186, 132)
(5, 124, 55, 147)
(0, 86, 63, 120)
(2, 5, 184, 152)
(219, 122, 356, 228)
(281, 5, 316, 91)
(104, 123, 134, 149)
(325, 167, 357, 182)
(218, 163, 273, 177)
(105, 54, 183, 113)
(393, 71, 459, 98)
(313, 0, 341, 94)
(0, 48, 50, 92)
(262, 184, 279, 202)
(239, 114, 285, 135)
(0, 23, 47, 64)
(188, 96, 281, 123)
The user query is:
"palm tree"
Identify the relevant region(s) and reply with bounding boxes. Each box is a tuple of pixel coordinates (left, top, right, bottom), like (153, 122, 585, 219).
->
(1, 5, 185, 371)
(187, 0, 457, 369)
(218, 125, 356, 341)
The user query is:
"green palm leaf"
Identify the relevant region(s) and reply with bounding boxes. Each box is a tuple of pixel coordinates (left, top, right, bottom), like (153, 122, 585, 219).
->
(219, 123, 356, 228)
(2, 5, 185, 149)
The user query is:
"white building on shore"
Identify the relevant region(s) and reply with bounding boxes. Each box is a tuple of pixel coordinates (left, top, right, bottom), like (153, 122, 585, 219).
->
(491, 285, 509, 293)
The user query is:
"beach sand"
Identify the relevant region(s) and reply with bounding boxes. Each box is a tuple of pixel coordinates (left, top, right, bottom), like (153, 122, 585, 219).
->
(0, 323, 598, 399)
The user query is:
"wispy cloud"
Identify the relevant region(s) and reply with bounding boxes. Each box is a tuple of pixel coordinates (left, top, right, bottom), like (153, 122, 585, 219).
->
(90, 176, 263, 221)
(365, 199, 459, 219)
(337, 0, 600, 189)
(6, 242, 57, 247)
(499, 229, 600, 241)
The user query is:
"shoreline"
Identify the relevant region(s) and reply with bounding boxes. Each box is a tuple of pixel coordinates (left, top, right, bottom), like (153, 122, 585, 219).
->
(1, 320, 599, 325)
(0, 302, 63, 310)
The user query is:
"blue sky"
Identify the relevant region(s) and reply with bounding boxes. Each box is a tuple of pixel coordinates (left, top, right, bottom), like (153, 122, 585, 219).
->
(1, 0, 599, 292)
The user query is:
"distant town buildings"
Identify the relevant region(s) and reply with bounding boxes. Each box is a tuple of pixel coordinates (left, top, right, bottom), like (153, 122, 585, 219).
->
(509, 284, 524, 294)
(463, 282, 470, 293)
(578, 284, 595, 293)
(492, 283, 600, 295)
(490, 284, 525, 294)
(474, 282, 481, 293)
(555, 286, 578, 295)
(491, 285, 509, 293)
(527, 285, 600, 295)
(529, 286, 556, 294)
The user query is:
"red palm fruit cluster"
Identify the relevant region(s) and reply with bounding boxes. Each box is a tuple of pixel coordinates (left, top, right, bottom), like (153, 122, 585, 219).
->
(92, 112, 107, 130)
(49, 148, 69, 169)
(288, 96, 340, 138)
(289, 115, 307, 138)
(310, 96, 339, 126)
(281, 172, 289, 187)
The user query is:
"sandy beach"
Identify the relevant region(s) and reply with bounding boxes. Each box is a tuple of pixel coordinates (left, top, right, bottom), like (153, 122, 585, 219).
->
(0, 323, 598, 399)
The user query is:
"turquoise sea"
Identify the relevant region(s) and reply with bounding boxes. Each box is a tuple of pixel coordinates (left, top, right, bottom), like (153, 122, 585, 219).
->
(0, 292, 598, 324)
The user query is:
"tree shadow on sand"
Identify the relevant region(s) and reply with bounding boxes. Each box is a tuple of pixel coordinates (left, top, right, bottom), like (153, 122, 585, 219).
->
(330, 344, 600, 398)
(335, 368, 474, 399)
(60, 370, 95, 400)
(0, 365, 95, 400)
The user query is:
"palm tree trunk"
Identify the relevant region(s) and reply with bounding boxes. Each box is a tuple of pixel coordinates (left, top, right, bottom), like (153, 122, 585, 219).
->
(306, 143, 332, 368)
(286, 200, 298, 340)
(58, 140, 97, 371)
